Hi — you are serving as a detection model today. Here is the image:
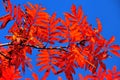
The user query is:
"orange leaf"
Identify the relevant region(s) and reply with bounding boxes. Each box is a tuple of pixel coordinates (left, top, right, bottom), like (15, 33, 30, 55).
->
(32, 72, 38, 80)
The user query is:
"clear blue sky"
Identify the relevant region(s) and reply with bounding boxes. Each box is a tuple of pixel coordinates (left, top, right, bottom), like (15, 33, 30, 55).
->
(0, 0, 120, 80)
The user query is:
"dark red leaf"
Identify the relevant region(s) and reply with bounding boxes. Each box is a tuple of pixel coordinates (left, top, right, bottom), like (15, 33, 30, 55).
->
(99, 61, 106, 71)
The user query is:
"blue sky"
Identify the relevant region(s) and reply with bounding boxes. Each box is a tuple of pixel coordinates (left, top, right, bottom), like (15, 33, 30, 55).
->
(0, 0, 120, 80)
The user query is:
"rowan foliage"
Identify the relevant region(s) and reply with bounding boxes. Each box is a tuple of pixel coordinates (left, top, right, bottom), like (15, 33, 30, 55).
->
(0, 0, 120, 80)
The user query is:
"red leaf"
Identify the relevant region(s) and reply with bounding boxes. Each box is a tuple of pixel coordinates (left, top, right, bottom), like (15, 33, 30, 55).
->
(0, 14, 12, 29)
(58, 76, 62, 80)
(38, 65, 48, 72)
(21, 62, 25, 73)
(13, 5, 17, 18)
(27, 2, 35, 9)
(71, 4, 76, 16)
(112, 65, 117, 72)
(32, 72, 38, 80)
(107, 36, 115, 44)
(78, 74, 83, 80)
(7, 0, 12, 14)
(77, 6, 83, 21)
(81, 16, 87, 24)
(36, 60, 49, 66)
(64, 12, 75, 20)
(2, 66, 22, 80)
(110, 50, 120, 57)
(56, 69, 64, 74)
(96, 18, 102, 33)
(97, 51, 108, 60)
(84, 75, 97, 80)
(110, 44, 120, 50)
(51, 66, 57, 74)
(59, 39, 68, 43)
(41, 69, 50, 80)
(25, 46, 32, 54)
(99, 61, 106, 71)
(64, 14, 70, 26)
(25, 78, 31, 80)
(3, 0, 12, 13)
(0, 19, 10, 29)
(50, 12, 56, 24)
(52, 18, 60, 27)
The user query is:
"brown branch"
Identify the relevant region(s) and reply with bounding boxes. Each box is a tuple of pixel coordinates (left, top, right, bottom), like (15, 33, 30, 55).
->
(0, 52, 11, 60)
(25, 44, 68, 52)
(0, 42, 68, 51)
(0, 42, 68, 60)
(0, 42, 12, 60)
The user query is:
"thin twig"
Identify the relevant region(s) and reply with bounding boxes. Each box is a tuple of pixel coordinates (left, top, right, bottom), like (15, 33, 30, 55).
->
(0, 42, 68, 60)
(0, 52, 11, 60)
(0, 42, 12, 60)
(0, 42, 68, 51)
(25, 44, 68, 52)
(0, 42, 12, 47)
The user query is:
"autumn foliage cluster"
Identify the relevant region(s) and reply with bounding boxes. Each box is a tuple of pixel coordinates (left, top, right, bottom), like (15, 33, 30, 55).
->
(0, 0, 120, 80)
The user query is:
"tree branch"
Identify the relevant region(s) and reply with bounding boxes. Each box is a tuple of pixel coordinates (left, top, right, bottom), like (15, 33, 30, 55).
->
(0, 42, 12, 47)
(0, 42, 68, 60)
(25, 44, 68, 52)
(0, 52, 11, 60)
(0, 42, 12, 60)
(0, 42, 68, 51)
